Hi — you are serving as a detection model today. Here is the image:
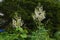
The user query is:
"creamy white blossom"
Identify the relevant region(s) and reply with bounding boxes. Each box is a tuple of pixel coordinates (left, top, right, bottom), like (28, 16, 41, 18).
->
(0, 0, 3, 2)
(32, 4, 45, 22)
(0, 12, 4, 16)
(12, 12, 24, 27)
(12, 17, 24, 27)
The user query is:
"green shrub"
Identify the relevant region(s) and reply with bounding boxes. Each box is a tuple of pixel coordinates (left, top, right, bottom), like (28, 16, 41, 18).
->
(54, 31, 60, 40)
(0, 26, 28, 40)
(29, 23, 50, 40)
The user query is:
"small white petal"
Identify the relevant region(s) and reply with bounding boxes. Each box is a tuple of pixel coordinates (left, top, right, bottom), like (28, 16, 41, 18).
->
(0, 13, 4, 16)
(0, 0, 3, 2)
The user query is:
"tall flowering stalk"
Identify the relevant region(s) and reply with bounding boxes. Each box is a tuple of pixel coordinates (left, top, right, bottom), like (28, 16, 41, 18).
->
(32, 3, 46, 22)
(12, 12, 23, 27)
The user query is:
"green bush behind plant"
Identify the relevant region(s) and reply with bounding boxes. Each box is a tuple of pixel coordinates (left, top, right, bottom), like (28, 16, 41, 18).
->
(0, 0, 60, 40)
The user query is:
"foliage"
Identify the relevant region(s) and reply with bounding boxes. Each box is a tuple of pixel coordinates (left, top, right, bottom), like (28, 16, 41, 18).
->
(0, 26, 28, 40)
(54, 31, 60, 40)
(30, 25, 50, 40)
(0, 0, 60, 40)
(38, 0, 60, 38)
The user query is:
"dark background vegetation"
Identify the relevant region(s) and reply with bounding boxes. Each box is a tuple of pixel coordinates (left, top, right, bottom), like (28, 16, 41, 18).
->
(0, 0, 60, 40)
